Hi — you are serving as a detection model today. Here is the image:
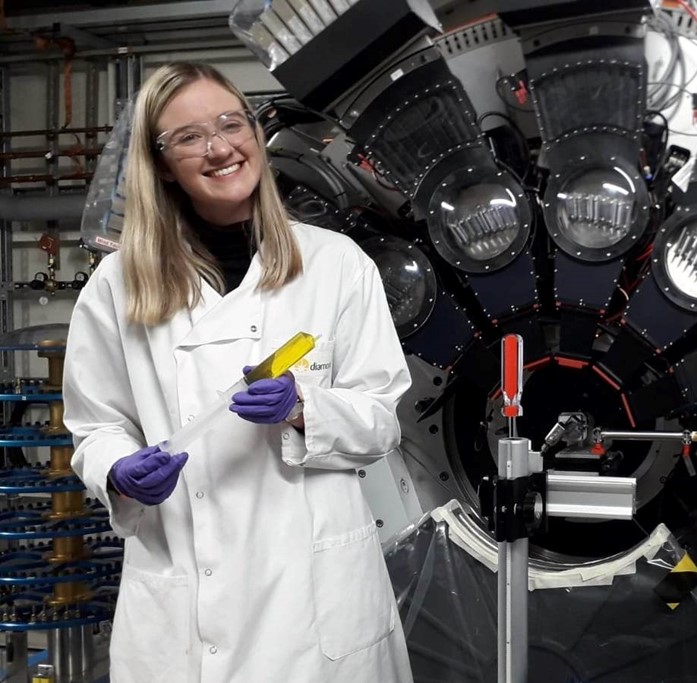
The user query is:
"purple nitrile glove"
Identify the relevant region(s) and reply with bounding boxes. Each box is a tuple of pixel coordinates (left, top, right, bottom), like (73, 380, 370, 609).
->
(108, 445, 188, 506)
(229, 366, 298, 424)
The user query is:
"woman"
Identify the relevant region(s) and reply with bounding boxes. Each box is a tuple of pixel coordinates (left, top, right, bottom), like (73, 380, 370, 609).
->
(63, 62, 413, 683)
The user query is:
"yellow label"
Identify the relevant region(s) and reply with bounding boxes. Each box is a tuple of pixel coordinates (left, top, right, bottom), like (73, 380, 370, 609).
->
(672, 553, 697, 574)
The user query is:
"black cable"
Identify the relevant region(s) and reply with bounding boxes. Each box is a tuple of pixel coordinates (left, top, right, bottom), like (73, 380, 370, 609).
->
(645, 109, 670, 131)
(494, 158, 525, 186)
(643, 110, 671, 180)
(477, 110, 528, 139)
(477, 110, 531, 161)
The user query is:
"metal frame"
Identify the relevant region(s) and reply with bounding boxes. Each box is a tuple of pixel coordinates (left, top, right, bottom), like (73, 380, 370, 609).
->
(0, 51, 137, 680)
(4, 1, 236, 31)
(0, 65, 12, 386)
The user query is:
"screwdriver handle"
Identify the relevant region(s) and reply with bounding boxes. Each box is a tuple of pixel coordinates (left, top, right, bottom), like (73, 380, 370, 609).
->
(501, 334, 523, 419)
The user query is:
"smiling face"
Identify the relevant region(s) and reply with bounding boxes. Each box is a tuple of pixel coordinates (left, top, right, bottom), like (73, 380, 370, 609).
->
(156, 78, 262, 225)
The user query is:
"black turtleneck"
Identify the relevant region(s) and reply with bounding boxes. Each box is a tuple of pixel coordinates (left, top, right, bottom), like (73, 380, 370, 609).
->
(190, 216, 256, 294)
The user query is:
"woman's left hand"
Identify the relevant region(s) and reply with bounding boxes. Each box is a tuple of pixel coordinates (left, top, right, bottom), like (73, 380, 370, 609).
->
(230, 369, 298, 424)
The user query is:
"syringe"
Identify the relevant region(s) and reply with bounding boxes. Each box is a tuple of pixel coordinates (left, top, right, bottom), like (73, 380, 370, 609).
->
(159, 331, 317, 455)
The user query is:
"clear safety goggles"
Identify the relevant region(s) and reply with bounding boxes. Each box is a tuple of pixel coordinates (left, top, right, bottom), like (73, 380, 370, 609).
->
(155, 109, 257, 159)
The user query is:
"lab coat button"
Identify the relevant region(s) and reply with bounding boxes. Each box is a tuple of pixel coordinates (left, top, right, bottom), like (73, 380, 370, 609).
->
(196, 491, 204, 499)
(209, 646, 217, 654)
(204, 568, 212, 576)
(282, 432, 290, 440)
(250, 324, 257, 333)
(187, 415, 194, 422)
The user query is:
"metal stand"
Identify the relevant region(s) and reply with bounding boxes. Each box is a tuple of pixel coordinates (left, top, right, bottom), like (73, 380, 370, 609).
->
(47, 625, 94, 683)
(492, 436, 636, 683)
(497, 438, 532, 683)
(482, 334, 639, 683)
(2, 631, 28, 683)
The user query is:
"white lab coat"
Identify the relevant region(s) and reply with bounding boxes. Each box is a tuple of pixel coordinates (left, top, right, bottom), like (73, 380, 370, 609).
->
(63, 222, 414, 683)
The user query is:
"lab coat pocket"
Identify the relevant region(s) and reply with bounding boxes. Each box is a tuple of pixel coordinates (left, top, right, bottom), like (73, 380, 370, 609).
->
(312, 523, 395, 660)
(290, 339, 335, 389)
(110, 566, 190, 683)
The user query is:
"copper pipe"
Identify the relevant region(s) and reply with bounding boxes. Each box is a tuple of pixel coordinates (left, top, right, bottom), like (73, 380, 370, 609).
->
(40, 352, 71, 436)
(0, 125, 112, 138)
(48, 581, 91, 606)
(48, 445, 73, 476)
(35, 340, 67, 349)
(43, 403, 69, 435)
(47, 491, 85, 520)
(38, 350, 65, 389)
(48, 536, 86, 563)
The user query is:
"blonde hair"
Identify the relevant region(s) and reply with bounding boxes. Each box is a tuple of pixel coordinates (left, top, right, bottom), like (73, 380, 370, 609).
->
(120, 62, 302, 325)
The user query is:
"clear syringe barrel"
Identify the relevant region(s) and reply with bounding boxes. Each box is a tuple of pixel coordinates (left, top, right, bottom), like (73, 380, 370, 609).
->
(159, 331, 317, 455)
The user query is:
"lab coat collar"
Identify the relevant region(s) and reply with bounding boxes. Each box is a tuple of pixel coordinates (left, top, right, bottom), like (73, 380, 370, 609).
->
(176, 254, 263, 348)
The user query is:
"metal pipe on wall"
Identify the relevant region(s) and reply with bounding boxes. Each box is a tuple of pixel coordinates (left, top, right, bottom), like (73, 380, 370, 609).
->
(0, 62, 15, 386)
(0, 172, 92, 186)
(0, 44, 252, 65)
(114, 54, 142, 118)
(0, 148, 102, 161)
(85, 61, 101, 175)
(0, 193, 86, 221)
(0, 126, 112, 138)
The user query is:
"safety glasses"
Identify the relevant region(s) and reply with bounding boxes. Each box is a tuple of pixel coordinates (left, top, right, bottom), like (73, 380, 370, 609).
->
(156, 109, 257, 159)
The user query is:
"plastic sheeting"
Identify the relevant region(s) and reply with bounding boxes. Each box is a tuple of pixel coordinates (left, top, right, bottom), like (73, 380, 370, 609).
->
(0, 324, 69, 350)
(80, 102, 132, 254)
(384, 501, 697, 683)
